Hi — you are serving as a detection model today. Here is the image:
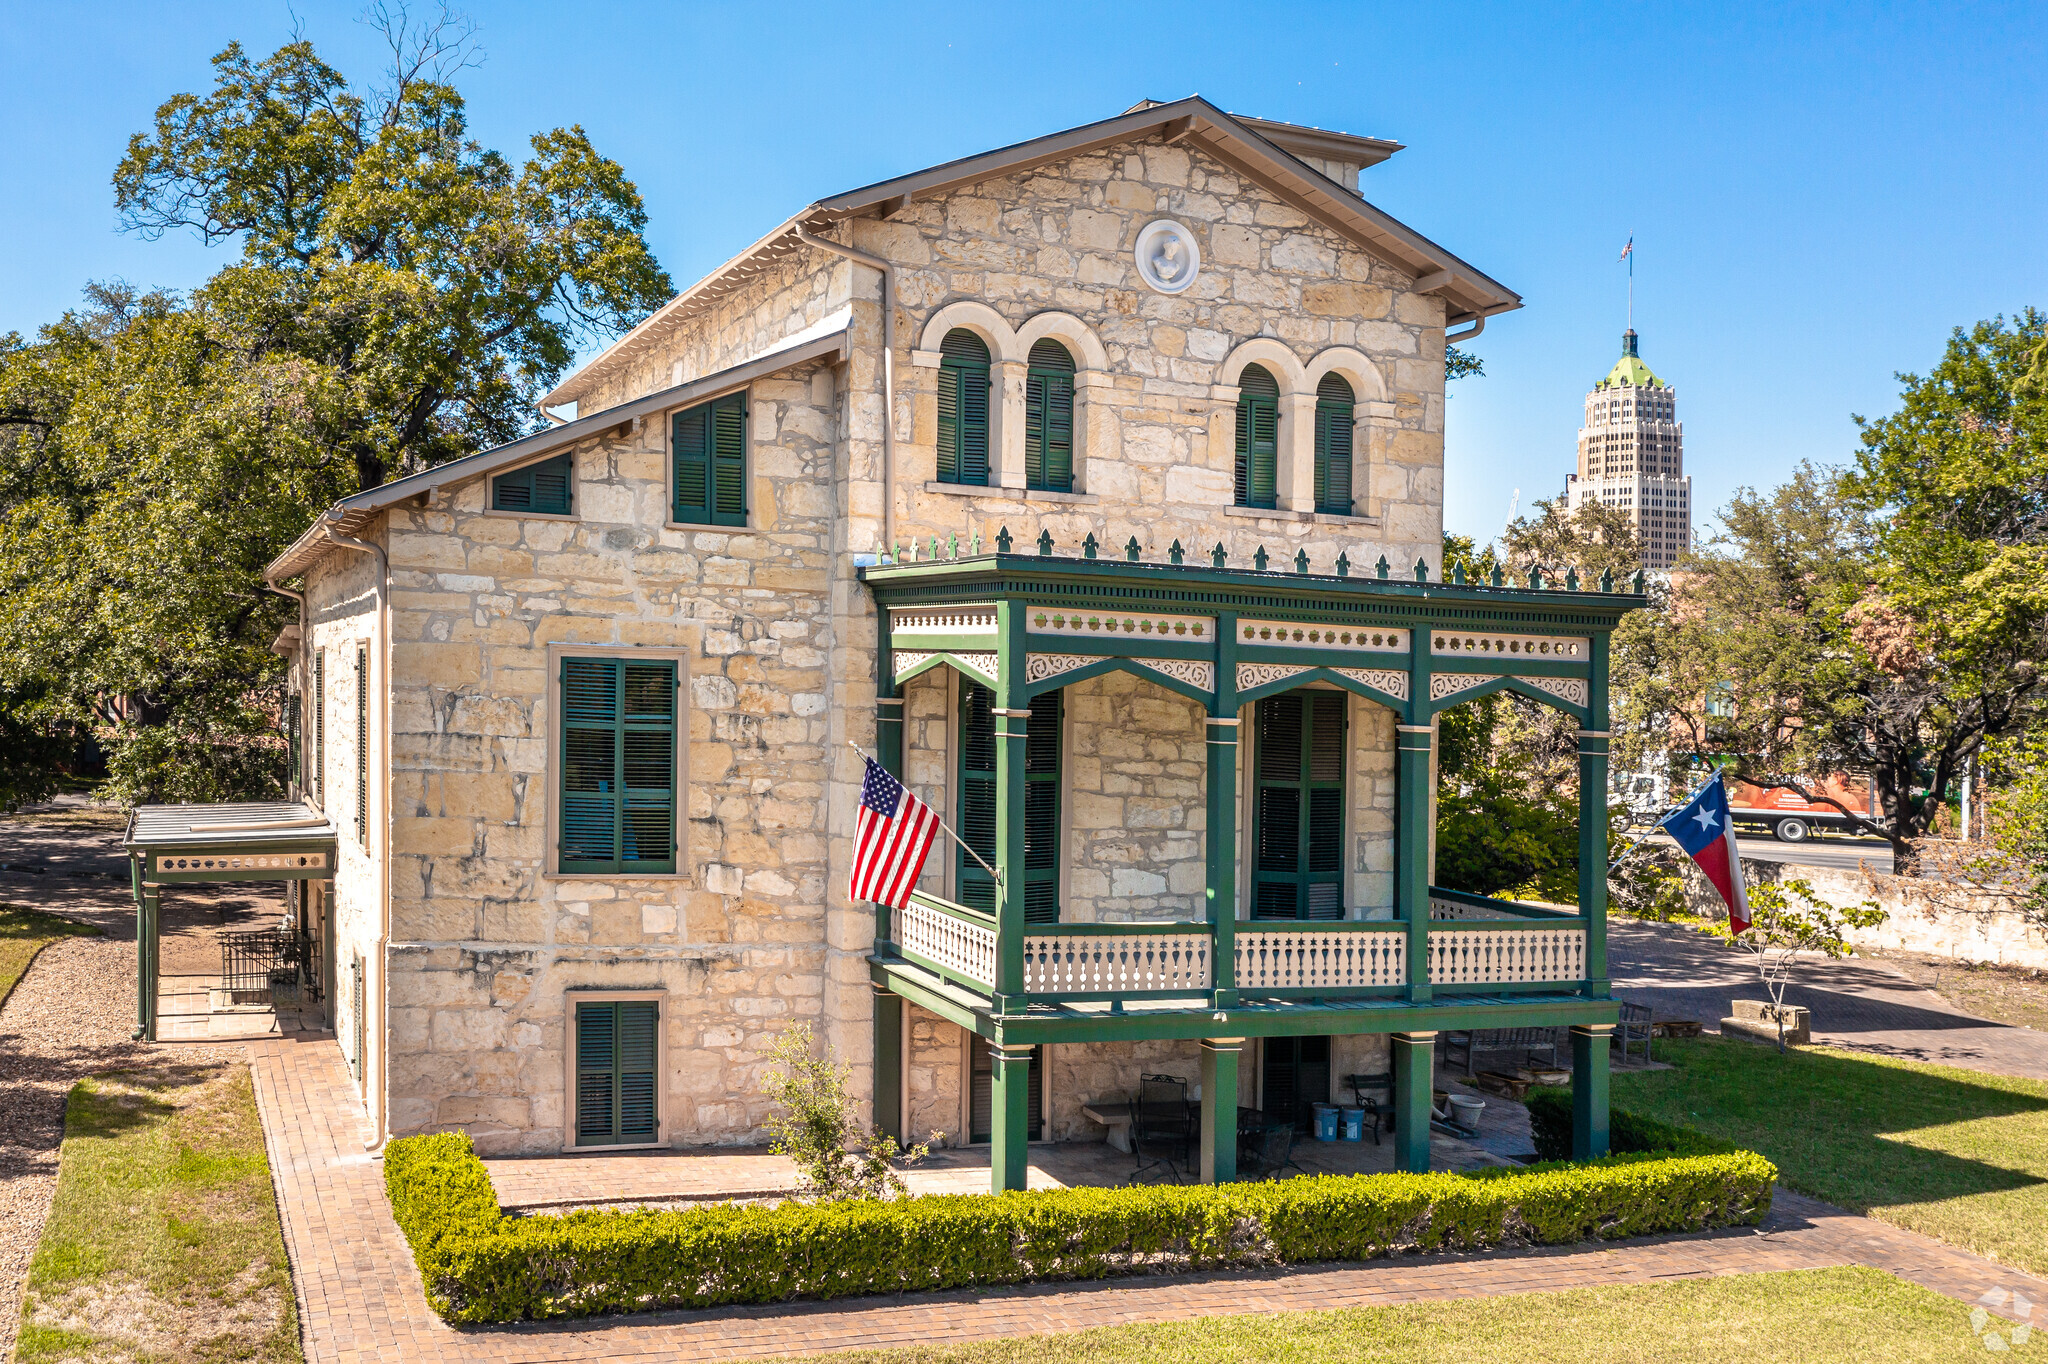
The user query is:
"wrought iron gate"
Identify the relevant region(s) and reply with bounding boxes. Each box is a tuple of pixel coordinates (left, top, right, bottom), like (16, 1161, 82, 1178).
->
(219, 927, 320, 1007)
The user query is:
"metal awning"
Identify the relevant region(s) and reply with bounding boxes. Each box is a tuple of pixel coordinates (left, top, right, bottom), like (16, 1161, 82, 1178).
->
(126, 802, 337, 882)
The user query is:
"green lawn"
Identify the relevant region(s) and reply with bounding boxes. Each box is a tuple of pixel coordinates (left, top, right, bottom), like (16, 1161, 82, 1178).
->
(1614, 1036, 2048, 1275)
(16, 1064, 301, 1364)
(0, 904, 99, 1008)
(772, 1267, 2025, 1363)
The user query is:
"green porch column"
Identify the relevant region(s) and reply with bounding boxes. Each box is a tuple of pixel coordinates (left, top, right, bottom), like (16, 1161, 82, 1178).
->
(993, 601, 1029, 1008)
(989, 1041, 1034, 1192)
(872, 985, 903, 1144)
(875, 657, 905, 952)
(1391, 1031, 1435, 1173)
(1198, 1038, 1243, 1183)
(1396, 726, 1435, 1002)
(1578, 634, 1611, 994)
(140, 884, 161, 1042)
(1207, 610, 1239, 1008)
(1571, 1024, 1613, 1159)
(130, 855, 149, 1041)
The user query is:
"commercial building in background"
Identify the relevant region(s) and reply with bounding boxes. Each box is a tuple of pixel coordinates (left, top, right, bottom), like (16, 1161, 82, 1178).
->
(1566, 330, 1692, 570)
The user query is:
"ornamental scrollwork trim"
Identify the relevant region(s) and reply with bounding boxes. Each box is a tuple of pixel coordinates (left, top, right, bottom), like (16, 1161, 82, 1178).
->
(1515, 675, 1589, 707)
(1026, 653, 1097, 684)
(1333, 667, 1409, 700)
(894, 650, 999, 684)
(1237, 663, 1315, 692)
(1429, 673, 1494, 702)
(1132, 658, 1215, 692)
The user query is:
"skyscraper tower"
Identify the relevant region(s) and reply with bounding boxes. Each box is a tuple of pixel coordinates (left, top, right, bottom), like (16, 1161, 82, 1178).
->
(1565, 330, 1692, 571)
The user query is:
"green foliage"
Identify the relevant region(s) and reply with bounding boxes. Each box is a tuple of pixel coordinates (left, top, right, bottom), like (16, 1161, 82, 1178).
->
(1710, 878, 1886, 1047)
(1525, 1087, 1739, 1163)
(0, 29, 669, 805)
(1445, 345, 1484, 384)
(383, 1130, 1775, 1324)
(1501, 496, 1642, 585)
(1435, 767, 1582, 901)
(764, 1023, 932, 1201)
(1980, 729, 2048, 917)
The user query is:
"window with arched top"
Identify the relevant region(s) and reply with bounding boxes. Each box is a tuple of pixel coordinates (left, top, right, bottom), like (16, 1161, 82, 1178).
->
(1234, 364, 1279, 509)
(1313, 373, 1355, 516)
(936, 329, 991, 485)
(1024, 339, 1075, 493)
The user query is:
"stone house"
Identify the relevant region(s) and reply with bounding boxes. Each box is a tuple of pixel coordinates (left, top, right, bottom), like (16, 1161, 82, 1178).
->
(155, 96, 1641, 1184)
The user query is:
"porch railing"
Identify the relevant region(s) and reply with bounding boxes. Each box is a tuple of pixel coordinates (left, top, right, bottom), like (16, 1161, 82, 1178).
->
(1021, 922, 1212, 995)
(1235, 923, 1408, 992)
(1427, 922, 1587, 985)
(894, 892, 997, 989)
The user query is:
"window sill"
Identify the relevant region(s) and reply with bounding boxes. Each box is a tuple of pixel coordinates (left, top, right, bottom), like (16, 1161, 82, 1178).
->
(922, 481, 1100, 506)
(484, 508, 577, 522)
(1223, 506, 1383, 528)
(545, 871, 691, 883)
(663, 522, 753, 534)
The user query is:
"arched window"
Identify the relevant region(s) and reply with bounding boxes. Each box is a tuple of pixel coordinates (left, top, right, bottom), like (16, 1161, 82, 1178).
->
(1313, 373, 1355, 516)
(936, 329, 991, 485)
(1024, 339, 1075, 493)
(1234, 364, 1279, 509)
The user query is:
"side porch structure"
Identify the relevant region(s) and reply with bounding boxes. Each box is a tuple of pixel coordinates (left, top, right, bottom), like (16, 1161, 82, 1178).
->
(861, 547, 1641, 1190)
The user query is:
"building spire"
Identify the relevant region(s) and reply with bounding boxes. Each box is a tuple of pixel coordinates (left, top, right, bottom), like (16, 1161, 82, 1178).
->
(1622, 328, 1639, 358)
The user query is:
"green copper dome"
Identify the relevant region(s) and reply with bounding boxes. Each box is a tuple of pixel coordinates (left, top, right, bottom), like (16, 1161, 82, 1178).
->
(1595, 329, 1665, 390)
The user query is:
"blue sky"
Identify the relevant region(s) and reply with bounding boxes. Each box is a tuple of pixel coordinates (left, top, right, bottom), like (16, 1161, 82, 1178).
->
(3, 2, 2043, 546)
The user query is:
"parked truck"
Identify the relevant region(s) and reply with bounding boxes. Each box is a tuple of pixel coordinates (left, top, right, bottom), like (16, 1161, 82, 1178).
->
(1726, 772, 1878, 843)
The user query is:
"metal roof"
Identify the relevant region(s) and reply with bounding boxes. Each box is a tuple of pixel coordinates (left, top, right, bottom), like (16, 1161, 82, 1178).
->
(542, 95, 1521, 410)
(125, 802, 337, 851)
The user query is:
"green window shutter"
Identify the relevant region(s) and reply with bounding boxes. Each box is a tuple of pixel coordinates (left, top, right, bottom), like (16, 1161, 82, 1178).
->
(493, 453, 574, 515)
(575, 1000, 616, 1144)
(1024, 339, 1075, 493)
(672, 403, 711, 524)
(1251, 692, 1346, 919)
(576, 1000, 657, 1145)
(559, 658, 677, 874)
(286, 694, 301, 795)
(1235, 365, 1279, 509)
(937, 329, 991, 486)
(313, 651, 324, 805)
(617, 1001, 659, 1141)
(355, 646, 369, 845)
(1314, 374, 1354, 516)
(710, 393, 747, 525)
(958, 680, 1059, 922)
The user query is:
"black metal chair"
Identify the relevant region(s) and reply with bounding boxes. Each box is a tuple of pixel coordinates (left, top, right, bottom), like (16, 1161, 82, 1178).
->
(1240, 1120, 1308, 1180)
(1345, 1071, 1393, 1144)
(1129, 1074, 1191, 1183)
(1617, 1002, 1654, 1066)
(1126, 1108, 1183, 1185)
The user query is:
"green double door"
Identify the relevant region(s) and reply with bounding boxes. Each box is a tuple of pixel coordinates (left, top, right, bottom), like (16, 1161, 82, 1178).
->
(1262, 1035, 1332, 1133)
(968, 1035, 1044, 1143)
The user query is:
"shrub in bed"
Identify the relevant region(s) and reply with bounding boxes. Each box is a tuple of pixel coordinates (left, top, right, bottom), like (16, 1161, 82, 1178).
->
(383, 1132, 1776, 1323)
(1525, 1086, 1737, 1162)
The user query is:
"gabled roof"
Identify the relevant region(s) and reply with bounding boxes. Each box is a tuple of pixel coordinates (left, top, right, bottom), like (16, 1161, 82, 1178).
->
(264, 314, 850, 582)
(542, 96, 1520, 409)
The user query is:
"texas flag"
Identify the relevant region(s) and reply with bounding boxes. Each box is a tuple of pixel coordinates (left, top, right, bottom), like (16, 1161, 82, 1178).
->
(1660, 773, 1751, 933)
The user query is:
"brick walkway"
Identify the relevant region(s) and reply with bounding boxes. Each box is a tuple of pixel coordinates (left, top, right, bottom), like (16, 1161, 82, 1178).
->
(249, 1035, 2048, 1363)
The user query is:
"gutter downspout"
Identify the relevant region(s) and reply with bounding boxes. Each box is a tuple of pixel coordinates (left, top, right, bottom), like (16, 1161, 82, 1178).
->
(536, 402, 570, 426)
(793, 226, 897, 558)
(1445, 308, 1492, 346)
(322, 517, 392, 1154)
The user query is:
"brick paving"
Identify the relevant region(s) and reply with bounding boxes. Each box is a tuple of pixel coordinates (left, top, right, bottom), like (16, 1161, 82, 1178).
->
(249, 1034, 2048, 1363)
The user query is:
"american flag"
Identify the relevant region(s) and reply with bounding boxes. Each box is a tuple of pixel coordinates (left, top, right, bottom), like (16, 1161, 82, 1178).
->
(851, 756, 940, 910)
(1618, 236, 1634, 262)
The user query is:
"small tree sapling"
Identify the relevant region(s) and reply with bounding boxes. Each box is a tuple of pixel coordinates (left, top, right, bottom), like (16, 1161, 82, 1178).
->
(1719, 879, 1886, 1051)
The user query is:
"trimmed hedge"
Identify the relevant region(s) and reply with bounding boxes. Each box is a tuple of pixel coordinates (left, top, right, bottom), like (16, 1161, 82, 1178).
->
(383, 1132, 1776, 1323)
(1526, 1086, 1737, 1162)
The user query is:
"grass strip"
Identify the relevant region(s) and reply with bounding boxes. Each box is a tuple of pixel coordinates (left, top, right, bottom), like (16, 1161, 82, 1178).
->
(766, 1265, 2015, 1363)
(1614, 1035, 2048, 1276)
(0, 904, 99, 1009)
(16, 1063, 301, 1363)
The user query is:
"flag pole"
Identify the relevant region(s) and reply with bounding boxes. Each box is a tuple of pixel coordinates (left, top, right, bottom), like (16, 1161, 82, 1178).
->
(848, 740, 1002, 887)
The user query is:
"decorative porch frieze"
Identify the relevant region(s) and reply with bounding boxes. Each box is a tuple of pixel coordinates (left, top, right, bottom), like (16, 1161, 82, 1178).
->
(890, 606, 999, 636)
(1515, 675, 1590, 707)
(1028, 608, 1212, 640)
(1332, 667, 1409, 700)
(1429, 672, 1493, 702)
(1025, 653, 1094, 685)
(1239, 620, 1407, 652)
(893, 650, 998, 684)
(1237, 662, 1314, 691)
(1027, 653, 1215, 691)
(1134, 658, 1214, 691)
(1431, 630, 1588, 659)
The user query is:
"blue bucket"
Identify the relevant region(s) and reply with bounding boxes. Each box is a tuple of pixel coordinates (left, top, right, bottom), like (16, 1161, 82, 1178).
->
(1340, 1106, 1367, 1141)
(1312, 1103, 1340, 1142)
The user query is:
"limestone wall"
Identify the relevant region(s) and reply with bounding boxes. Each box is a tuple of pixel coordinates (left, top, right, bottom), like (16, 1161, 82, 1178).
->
(1064, 673, 1208, 921)
(368, 357, 842, 1153)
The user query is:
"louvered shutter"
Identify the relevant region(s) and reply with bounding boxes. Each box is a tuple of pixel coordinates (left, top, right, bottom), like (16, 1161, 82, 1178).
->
(561, 659, 675, 874)
(710, 394, 747, 525)
(575, 1001, 616, 1144)
(616, 1001, 659, 1141)
(672, 403, 712, 524)
(957, 680, 998, 913)
(493, 453, 573, 515)
(313, 652, 325, 804)
(1314, 375, 1354, 516)
(969, 1035, 1042, 1143)
(355, 646, 369, 845)
(937, 329, 991, 486)
(1236, 365, 1279, 509)
(1264, 1035, 1332, 1133)
(1252, 691, 1346, 919)
(960, 681, 1059, 922)
(1024, 339, 1075, 493)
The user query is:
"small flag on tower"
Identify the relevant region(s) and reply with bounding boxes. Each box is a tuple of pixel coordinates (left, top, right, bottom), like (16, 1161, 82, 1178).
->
(851, 756, 941, 910)
(1618, 236, 1634, 262)
(1660, 772, 1750, 932)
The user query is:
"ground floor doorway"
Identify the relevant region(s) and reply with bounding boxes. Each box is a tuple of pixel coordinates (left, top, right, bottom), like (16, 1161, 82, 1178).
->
(968, 1035, 1043, 1143)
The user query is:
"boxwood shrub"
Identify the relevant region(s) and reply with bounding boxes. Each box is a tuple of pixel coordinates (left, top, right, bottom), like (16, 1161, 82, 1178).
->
(383, 1132, 1776, 1323)
(1525, 1086, 1736, 1162)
